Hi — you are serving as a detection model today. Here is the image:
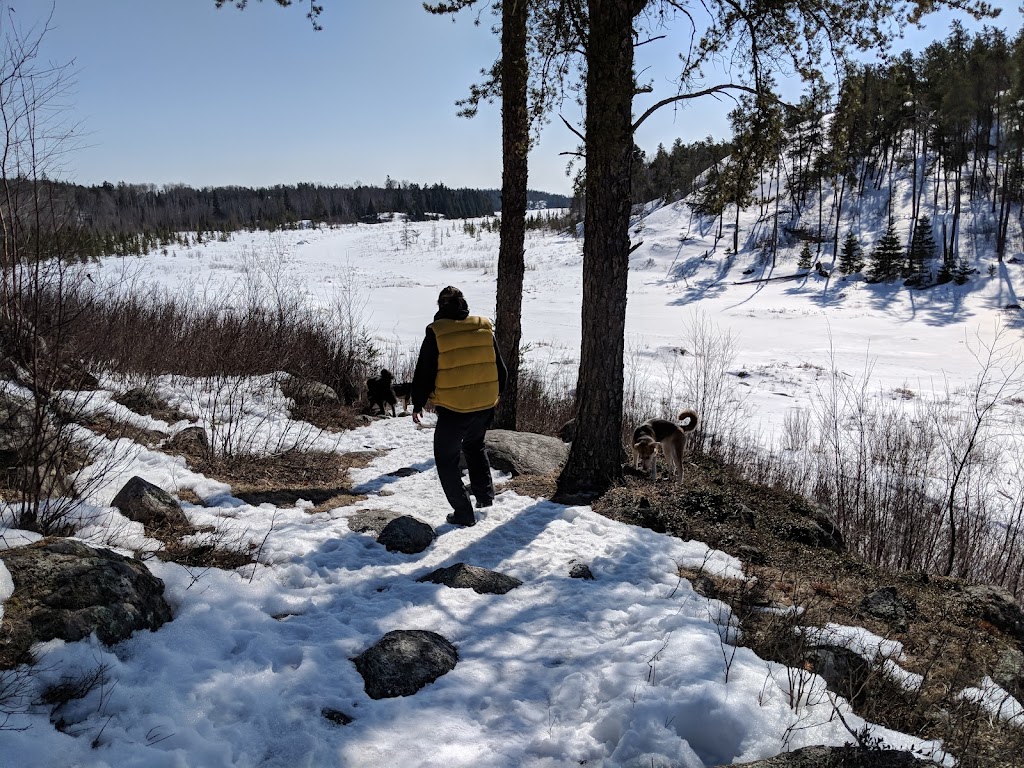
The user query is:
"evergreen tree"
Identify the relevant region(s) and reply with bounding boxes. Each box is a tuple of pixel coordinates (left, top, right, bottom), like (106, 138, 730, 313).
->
(907, 214, 937, 285)
(838, 230, 865, 274)
(797, 243, 814, 270)
(868, 220, 904, 282)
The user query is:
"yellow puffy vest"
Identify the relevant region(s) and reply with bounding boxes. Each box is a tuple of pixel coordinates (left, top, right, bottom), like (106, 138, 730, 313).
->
(429, 316, 499, 413)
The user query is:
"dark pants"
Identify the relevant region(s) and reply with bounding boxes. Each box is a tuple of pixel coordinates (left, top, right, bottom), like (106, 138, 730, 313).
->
(433, 406, 494, 521)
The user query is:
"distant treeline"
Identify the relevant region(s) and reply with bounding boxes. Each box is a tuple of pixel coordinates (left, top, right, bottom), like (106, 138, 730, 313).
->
(69, 179, 498, 233)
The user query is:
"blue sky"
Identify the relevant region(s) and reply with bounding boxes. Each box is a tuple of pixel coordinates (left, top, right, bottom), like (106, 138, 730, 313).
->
(19, 0, 1023, 196)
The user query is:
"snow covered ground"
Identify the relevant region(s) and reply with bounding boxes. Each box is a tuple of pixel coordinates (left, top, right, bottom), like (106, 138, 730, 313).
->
(1, 397, 955, 767)
(2, 198, 1023, 766)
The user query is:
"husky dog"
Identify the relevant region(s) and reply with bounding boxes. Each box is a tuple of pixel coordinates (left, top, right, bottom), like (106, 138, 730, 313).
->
(367, 368, 398, 417)
(392, 381, 413, 413)
(632, 410, 699, 481)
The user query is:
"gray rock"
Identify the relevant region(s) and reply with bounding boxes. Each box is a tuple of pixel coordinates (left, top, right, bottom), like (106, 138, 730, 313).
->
(803, 644, 872, 705)
(166, 426, 209, 455)
(964, 584, 1024, 643)
(352, 629, 457, 699)
(280, 375, 339, 406)
(992, 647, 1024, 700)
(722, 745, 924, 767)
(111, 476, 193, 535)
(569, 562, 595, 581)
(0, 538, 172, 668)
(477, 429, 569, 476)
(788, 500, 845, 551)
(377, 516, 435, 554)
(418, 563, 522, 594)
(860, 587, 916, 629)
(114, 388, 164, 416)
(557, 419, 576, 443)
(347, 509, 404, 536)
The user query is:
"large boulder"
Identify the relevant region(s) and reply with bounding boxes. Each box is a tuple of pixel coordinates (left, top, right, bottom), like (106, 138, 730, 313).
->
(417, 563, 522, 594)
(352, 629, 457, 699)
(111, 476, 194, 535)
(280, 375, 339, 406)
(474, 429, 569, 477)
(0, 538, 173, 668)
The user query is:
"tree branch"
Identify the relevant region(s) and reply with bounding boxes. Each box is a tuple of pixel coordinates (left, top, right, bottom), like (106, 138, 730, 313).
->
(632, 83, 758, 133)
(559, 113, 585, 144)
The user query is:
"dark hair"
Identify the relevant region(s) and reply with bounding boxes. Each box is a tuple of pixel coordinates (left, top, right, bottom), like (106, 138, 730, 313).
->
(437, 286, 464, 306)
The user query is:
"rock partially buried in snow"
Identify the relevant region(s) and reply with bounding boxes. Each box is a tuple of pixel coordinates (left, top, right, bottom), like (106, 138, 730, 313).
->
(417, 563, 522, 594)
(0, 538, 172, 668)
(346, 509, 404, 536)
(111, 476, 194, 535)
(568, 561, 595, 580)
(377, 516, 435, 554)
(352, 629, 457, 699)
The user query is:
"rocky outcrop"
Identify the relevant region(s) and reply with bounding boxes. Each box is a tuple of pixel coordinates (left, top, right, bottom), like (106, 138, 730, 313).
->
(417, 563, 522, 594)
(0, 538, 172, 668)
(352, 629, 457, 700)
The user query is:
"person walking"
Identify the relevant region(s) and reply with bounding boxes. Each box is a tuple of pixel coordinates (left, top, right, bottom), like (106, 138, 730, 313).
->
(411, 286, 507, 527)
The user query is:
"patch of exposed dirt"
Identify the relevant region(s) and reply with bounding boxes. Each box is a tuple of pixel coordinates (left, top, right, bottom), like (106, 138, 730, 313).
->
(193, 449, 377, 511)
(289, 402, 366, 432)
(80, 412, 169, 449)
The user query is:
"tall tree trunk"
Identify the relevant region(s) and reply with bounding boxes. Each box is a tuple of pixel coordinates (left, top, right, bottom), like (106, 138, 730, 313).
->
(494, 0, 529, 430)
(557, 0, 642, 496)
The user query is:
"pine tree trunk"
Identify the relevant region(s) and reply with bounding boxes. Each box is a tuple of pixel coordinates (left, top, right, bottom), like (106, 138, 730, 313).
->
(494, 0, 529, 430)
(557, 0, 642, 496)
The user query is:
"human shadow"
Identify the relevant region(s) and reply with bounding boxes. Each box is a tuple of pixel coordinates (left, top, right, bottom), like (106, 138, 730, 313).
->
(351, 460, 434, 495)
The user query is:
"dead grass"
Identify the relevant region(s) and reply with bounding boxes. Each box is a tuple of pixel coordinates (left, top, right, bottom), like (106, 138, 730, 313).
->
(192, 449, 376, 511)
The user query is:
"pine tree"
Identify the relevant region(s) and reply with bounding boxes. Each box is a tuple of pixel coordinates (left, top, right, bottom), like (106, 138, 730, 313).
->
(838, 230, 864, 274)
(907, 215, 937, 285)
(954, 257, 974, 285)
(797, 243, 814, 270)
(868, 221, 903, 282)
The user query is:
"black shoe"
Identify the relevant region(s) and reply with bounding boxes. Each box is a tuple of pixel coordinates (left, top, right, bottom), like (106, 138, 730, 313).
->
(475, 498, 493, 509)
(446, 513, 476, 527)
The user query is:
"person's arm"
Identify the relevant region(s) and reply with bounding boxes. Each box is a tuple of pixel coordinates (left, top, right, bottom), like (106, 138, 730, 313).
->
(411, 329, 438, 420)
(493, 336, 508, 395)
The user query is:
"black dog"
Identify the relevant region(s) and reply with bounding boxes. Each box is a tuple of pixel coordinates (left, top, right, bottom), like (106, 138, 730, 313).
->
(392, 381, 413, 413)
(367, 368, 398, 417)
